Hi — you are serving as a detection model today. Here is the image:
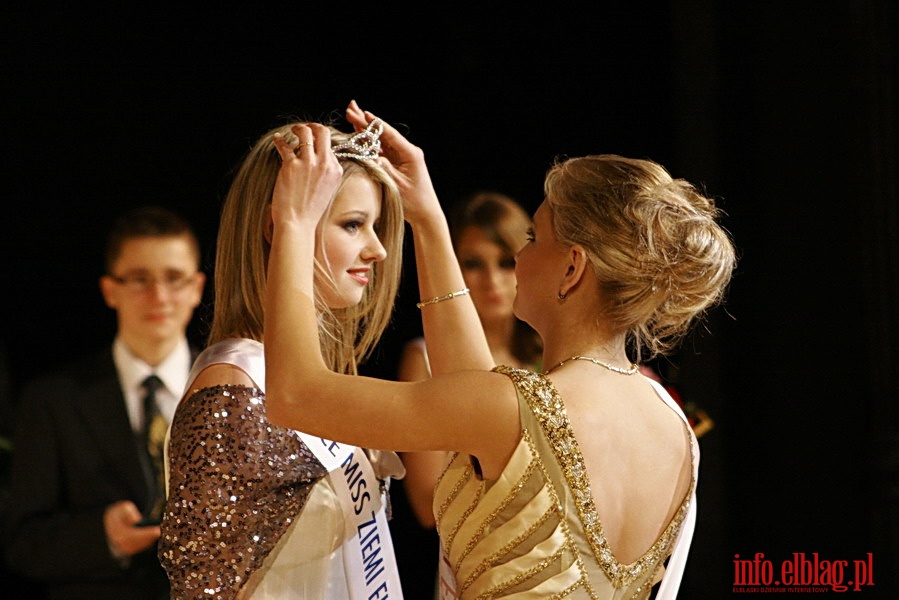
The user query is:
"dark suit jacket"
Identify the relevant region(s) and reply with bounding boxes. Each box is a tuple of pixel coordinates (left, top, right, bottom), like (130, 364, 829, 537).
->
(3, 347, 174, 600)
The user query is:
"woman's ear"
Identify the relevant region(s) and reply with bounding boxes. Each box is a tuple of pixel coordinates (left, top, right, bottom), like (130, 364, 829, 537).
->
(558, 244, 589, 299)
(263, 205, 274, 245)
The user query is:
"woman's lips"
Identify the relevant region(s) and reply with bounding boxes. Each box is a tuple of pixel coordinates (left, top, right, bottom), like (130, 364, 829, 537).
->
(348, 268, 371, 285)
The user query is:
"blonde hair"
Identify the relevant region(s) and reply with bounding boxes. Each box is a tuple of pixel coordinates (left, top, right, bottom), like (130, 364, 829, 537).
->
(545, 154, 735, 359)
(208, 122, 404, 375)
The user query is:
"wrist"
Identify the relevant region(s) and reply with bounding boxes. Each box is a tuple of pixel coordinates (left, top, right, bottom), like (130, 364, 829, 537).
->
(406, 200, 448, 232)
(271, 206, 320, 230)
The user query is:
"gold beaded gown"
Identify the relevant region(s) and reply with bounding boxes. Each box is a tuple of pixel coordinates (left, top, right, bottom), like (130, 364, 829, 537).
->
(433, 366, 698, 600)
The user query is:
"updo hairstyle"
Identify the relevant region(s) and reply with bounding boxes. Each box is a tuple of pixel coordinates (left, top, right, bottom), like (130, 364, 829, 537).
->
(544, 154, 736, 359)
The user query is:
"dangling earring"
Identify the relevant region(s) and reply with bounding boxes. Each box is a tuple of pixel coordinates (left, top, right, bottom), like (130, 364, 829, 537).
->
(557, 291, 567, 304)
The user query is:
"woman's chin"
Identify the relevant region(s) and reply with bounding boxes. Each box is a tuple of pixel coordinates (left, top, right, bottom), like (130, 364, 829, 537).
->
(323, 291, 364, 310)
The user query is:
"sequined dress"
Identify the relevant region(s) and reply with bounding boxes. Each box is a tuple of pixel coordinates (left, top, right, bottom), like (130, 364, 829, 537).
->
(159, 339, 403, 599)
(433, 366, 698, 600)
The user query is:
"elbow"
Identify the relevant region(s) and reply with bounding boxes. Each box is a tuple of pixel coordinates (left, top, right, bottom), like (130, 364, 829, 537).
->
(412, 506, 437, 530)
(264, 377, 292, 428)
(265, 390, 292, 429)
(264, 369, 329, 431)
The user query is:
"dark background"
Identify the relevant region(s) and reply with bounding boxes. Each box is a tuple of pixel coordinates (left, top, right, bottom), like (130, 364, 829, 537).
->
(1, 2, 896, 598)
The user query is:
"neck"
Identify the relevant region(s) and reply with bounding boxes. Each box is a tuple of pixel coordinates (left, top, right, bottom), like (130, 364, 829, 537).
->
(120, 334, 181, 367)
(544, 353, 638, 375)
(541, 341, 629, 373)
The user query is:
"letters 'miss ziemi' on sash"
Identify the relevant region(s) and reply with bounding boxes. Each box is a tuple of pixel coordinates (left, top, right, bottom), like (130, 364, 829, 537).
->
(298, 433, 403, 600)
(185, 339, 404, 600)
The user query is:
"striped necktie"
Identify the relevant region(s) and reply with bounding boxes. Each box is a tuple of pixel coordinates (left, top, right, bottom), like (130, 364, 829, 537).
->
(141, 374, 166, 521)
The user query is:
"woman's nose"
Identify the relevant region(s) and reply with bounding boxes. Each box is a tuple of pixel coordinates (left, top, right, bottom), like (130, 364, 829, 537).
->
(485, 265, 506, 287)
(364, 233, 387, 262)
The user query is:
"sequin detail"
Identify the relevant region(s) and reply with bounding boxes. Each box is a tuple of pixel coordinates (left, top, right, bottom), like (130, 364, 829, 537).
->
(433, 365, 695, 599)
(159, 385, 327, 599)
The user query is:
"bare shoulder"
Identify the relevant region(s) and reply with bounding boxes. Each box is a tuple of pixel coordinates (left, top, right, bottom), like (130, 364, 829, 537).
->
(438, 369, 521, 479)
(437, 368, 518, 406)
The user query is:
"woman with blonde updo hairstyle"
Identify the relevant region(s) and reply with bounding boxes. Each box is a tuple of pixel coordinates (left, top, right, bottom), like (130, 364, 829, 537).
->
(160, 114, 408, 598)
(544, 154, 734, 360)
(264, 101, 736, 600)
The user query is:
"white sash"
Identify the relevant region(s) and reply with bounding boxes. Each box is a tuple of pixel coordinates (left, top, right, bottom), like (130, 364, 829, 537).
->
(185, 338, 404, 600)
(437, 545, 458, 600)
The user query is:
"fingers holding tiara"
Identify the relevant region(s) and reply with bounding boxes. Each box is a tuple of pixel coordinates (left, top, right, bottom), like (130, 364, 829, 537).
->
(274, 123, 336, 164)
(272, 132, 298, 162)
(345, 101, 439, 227)
(274, 123, 313, 162)
(290, 123, 319, 158)
(271, 123, 342, 227)
(346, 101, 393, 150)
(345, 100, 423, 167)
(346, 99, 371, 133)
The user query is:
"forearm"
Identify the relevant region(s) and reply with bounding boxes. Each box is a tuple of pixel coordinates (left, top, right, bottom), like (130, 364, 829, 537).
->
(410, 213, 493, 376)
(344, 101, 492, 375)
(263, 219, 327, 429)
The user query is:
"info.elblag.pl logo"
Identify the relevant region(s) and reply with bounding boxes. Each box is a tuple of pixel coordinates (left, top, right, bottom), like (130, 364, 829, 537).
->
(733, 552, 876, 593)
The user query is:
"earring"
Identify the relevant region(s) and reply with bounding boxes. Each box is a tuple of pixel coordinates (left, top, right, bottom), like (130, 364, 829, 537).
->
(557, 291, 567, 303)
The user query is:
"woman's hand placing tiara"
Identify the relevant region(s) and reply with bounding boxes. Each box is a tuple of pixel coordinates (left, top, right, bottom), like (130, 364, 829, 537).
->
(272, 122, 343, 226)
(345, 100, 441, 227)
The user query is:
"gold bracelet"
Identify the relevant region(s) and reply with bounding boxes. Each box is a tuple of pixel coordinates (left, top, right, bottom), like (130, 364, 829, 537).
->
(416, 288, 470, 309)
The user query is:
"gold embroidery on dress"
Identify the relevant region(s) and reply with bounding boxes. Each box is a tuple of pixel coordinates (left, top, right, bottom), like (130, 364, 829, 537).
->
(458, 495, 556, 591)
(529, 438, 603, 600)
(495, 365, 695, 590)
(449, 421, 599, 598)
(437, 450, 460, 485)
(436, 460, 472, 525)
(455, 445, 540, 569)
(446, 478, 487, 564)
(475, 548, 567, 599)
(440, 465, 488, 556)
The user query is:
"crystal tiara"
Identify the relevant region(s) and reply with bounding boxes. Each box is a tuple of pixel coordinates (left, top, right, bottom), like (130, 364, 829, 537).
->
(332, 119, 383, 159)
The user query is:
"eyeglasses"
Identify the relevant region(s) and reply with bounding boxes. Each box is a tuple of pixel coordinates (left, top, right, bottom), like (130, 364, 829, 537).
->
(108, 273, 199, 293)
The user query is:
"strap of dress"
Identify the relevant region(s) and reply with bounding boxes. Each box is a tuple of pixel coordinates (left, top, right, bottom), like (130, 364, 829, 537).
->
(645, 378, 700, 600)
(184, 338, 265, 394)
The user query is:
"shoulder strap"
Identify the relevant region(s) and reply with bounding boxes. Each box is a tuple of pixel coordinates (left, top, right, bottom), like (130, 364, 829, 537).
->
(184, 338, 265, 394)
(645, 377, 700, 599)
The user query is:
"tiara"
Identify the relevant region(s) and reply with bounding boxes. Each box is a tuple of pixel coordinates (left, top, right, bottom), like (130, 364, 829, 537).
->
(332, 119, 383, 159)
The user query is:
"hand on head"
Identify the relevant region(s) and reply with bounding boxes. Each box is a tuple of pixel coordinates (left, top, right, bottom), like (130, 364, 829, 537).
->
(346, 100, 440, 225)
(272, 123, 344, 225)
